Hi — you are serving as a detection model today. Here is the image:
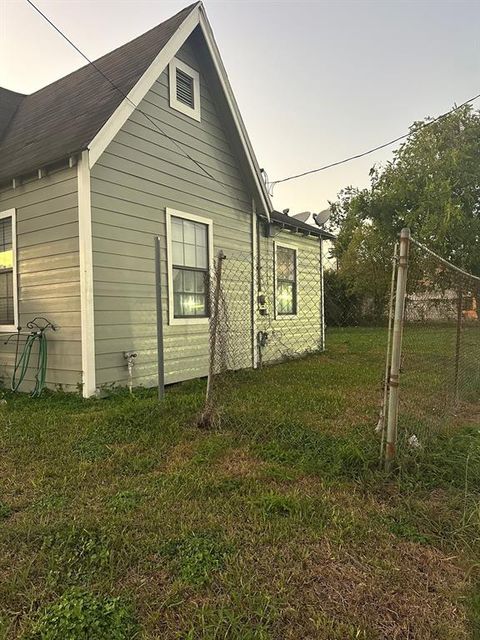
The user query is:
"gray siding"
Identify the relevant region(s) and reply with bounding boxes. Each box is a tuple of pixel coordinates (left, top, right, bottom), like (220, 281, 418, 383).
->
(0, 167, 82, 391)
(258, 229, 323, 363)
(90, 36, 254, 388)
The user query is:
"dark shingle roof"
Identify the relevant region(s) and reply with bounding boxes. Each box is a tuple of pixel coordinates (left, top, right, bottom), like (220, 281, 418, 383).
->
(270, 210, 336, 239)
(0, 88, 25, 142)
(0, 3, 198, 183)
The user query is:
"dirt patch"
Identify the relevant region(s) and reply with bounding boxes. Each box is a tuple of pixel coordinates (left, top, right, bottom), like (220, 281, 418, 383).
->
(163, 441, 198, 473)
(281, 540, 468, 639)
(216, 448, 266, 478)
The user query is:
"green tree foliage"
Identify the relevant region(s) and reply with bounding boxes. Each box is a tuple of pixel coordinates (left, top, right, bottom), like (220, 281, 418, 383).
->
(328, 104, 480, 317)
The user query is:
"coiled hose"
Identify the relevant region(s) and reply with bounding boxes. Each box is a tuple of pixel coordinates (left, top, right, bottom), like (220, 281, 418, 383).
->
(11, 329, 49, 397)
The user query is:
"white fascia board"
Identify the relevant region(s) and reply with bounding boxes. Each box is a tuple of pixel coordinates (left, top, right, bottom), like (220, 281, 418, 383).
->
(77, 150, 96, 398)
(198, 8, 272, 221)
(88, 5, 202, 167)
(87, 2, 272, 221)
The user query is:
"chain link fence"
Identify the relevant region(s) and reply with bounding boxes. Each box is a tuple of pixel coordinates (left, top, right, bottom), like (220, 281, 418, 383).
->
(396, 239, 480, 461)
(197, 233, 391, 444)
(197, 227, 479, 476)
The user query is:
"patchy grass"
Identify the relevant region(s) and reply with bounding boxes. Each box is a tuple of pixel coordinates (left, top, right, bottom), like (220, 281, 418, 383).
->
(0, 327, 479, 639)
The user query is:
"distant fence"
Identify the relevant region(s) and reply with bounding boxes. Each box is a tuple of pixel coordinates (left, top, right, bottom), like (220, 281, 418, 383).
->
(198, 229, 480, 475)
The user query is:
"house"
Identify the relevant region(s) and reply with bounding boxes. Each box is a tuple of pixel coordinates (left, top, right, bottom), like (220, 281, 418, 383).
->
(0, 2, 334, 396)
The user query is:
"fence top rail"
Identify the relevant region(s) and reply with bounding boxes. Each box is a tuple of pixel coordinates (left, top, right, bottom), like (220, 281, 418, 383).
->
(409, 236, 480, 284)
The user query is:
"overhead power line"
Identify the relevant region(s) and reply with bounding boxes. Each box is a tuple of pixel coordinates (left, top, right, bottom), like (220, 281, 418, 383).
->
(269, 91, 480, 188)
(25, 0, 249, 205)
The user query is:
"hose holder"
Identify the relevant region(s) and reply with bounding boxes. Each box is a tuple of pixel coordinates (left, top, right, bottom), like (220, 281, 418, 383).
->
(123, 351, 138, 393)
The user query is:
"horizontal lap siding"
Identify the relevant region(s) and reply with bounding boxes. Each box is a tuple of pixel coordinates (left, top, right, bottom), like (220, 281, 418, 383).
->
(259, 231, 323, 363)
(91, 37, 253, 389)
(0, 168, 82, 391)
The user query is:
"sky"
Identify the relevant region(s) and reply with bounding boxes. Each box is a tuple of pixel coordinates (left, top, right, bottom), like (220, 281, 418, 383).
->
(1, 0, 479, 213)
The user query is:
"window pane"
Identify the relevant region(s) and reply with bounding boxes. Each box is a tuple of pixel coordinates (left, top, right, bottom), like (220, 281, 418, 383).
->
(277, 281, 294, 315)
(0, 249, 12, 271)
(0, 218, 12, 252)
(196, 245, 207, 269)
(183, 269, 195, 293)
(195, 223, 207, 246)
(174, 293, 183, 317)
(183, 220, 196, 245)
(195, 271, 205, 293)
(173, 268, 183, 292)
(174, 292, 206, 317)
(171, 217, 183, 242)
(184, 243, 196, 267)
(0, 271, 13, 325)
(172, 241, 184, 266)
(193, 294, 206, 316)
(276, 246, 295, 281)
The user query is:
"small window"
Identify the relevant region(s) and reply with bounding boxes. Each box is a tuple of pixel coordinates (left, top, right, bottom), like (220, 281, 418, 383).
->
(276, 245, 297, 316)
(168, 211, 212, 322)
(169, 57, 201, 121)
(0, 209, 17, 329)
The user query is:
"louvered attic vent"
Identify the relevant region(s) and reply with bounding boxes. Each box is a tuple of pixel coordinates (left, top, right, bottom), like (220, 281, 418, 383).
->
(176, 69, 195, 108)
(169, 58, 200, 121)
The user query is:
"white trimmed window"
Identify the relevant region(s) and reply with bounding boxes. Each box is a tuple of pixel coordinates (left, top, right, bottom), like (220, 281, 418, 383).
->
(275, 243, 297, 316)
(166, 209, 213, 325)
(169, 57, 201, 122)
(0, 208, 18, 330)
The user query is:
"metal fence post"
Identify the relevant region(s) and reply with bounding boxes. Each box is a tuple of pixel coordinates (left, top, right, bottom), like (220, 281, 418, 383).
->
(454, 285, 463, 409)
(205, 251, 225, 406)
(385, 228, 410, 471)
(155, 235, 165, 400)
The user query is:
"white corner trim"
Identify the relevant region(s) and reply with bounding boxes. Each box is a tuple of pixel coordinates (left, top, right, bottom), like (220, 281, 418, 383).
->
(0, 207, 18, 333)
(88, 6, 201, 167)
(198, 8, 272, 220)
(169, 57, 201, 121)
(165, 207, 213, 326)
(273, 239, 299, 320)
(77, 150, 96, 397)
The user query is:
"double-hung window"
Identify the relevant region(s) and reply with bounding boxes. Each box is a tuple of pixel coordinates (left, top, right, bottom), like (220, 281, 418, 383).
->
(167, 210, 212, 323)
(0, 209, 17, 329)
(275, 244, 297, 316)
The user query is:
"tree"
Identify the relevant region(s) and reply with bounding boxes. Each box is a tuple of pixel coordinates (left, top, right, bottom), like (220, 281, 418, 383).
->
(329, 104, 480, 312)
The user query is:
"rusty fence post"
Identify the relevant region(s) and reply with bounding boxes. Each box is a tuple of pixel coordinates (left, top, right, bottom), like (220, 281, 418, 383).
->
(205, 251, 225, 406)
(385, 228, 410, 472)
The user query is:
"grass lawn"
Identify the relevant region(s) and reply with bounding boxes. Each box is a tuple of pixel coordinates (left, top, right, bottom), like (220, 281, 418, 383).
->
(0, 327, 479, 639)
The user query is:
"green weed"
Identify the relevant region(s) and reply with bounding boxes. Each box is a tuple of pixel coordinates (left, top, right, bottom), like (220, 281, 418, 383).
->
(22, 589, 137, 640)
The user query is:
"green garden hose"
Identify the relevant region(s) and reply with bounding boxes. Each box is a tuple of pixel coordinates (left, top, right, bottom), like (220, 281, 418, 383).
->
(11, 327, 49, 397)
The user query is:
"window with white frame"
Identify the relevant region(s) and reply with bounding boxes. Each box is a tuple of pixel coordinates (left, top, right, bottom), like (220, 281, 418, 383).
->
(168, 211, 212, 321)
(0, 209, 17, 328)
(275, 244, 297, 316)
(169, 57, 201, 121)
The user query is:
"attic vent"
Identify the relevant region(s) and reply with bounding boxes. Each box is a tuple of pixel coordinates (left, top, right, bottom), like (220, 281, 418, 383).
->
(176, 69, 194, 108)
(169, 58, 201, 122)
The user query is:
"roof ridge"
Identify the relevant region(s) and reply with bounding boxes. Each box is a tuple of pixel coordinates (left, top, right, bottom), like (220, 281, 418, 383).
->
(25, 2, 199, 98)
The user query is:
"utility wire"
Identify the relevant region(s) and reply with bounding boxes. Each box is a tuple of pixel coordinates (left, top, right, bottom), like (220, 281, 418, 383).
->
(25, 0, 249, 205)
(270, 91, 480, 188)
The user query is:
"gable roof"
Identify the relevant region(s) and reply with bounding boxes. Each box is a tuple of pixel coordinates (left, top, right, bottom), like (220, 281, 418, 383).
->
(0, 3, 196, 183)
(0, 88, 25, 142)
(0, 3, 272, 215)
(270, 210, 336, 239)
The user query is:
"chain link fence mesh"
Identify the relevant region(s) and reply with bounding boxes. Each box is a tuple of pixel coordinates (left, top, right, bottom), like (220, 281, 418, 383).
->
(397, 240, 480, 461)
(197, 234, 391, 439)
(197, 228, 479, 476)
